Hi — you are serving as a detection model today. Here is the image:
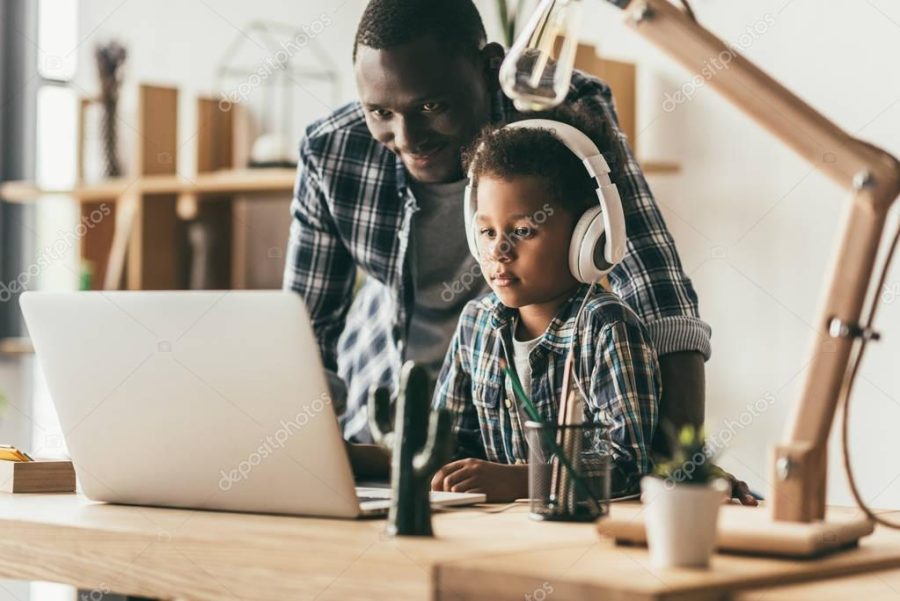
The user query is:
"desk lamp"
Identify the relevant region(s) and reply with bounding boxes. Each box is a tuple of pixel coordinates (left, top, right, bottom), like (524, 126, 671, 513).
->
(502, 0, 900, 556)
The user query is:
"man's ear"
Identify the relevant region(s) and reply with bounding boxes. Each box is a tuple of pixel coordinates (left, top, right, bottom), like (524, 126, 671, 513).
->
(479, 42, 506, 94)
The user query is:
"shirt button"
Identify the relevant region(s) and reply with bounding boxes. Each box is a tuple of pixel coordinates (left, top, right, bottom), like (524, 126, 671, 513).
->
(505, 398, 512, 410)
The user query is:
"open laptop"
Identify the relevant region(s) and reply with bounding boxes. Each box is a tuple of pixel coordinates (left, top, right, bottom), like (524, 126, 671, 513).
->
(20, 290, 485, 518)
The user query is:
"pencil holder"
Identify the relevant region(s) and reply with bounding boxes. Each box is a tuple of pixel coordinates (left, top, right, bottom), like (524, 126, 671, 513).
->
(525, 421, 610, 522)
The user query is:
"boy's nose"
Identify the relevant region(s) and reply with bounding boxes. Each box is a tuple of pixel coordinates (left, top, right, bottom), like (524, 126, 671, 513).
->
(487, 240, 514, 262)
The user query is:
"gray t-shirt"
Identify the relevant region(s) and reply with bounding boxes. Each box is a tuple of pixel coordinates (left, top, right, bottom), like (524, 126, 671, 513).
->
(406, 178, 489, 380)
(512, 331, 542, 444)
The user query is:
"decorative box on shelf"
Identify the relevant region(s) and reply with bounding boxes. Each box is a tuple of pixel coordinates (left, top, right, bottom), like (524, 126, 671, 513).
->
(0, 460, 76, 493)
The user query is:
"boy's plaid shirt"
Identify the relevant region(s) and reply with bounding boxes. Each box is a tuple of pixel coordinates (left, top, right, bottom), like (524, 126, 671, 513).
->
(283, 70, 711, 442)
(433, 286, 660, 496)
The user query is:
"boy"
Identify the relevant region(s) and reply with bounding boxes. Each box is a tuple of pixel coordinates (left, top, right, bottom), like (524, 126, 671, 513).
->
(431, 106, 660, 502)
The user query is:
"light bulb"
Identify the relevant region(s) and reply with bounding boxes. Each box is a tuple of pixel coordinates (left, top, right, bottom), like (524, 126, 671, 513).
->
(499, 0, 584, 112)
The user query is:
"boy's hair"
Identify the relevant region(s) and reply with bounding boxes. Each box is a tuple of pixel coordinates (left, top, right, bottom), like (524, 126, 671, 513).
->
(353, 0, 487, 62)
(464, 103, 623, 217)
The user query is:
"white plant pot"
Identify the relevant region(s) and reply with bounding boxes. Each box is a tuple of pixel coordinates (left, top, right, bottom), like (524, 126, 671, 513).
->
(641, 476, 730, 569)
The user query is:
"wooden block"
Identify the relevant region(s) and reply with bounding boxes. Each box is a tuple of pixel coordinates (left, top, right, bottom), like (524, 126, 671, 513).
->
(596, 501, 875, 558)
(0, 461, 76, 493)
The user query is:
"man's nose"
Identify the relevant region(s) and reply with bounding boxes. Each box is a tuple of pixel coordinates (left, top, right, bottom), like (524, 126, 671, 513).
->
(394, 115, 425, 152)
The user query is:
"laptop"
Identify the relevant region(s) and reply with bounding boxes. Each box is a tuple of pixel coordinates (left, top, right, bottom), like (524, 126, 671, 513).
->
(20, 290, 485, 518)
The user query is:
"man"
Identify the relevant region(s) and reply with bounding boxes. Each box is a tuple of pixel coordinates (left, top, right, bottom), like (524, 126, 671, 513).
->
(283, 0, 755, 503)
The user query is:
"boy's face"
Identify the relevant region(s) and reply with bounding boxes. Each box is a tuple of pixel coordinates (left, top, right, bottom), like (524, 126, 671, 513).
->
(474, 175, 581, 308)
(355, 36, 499, 184)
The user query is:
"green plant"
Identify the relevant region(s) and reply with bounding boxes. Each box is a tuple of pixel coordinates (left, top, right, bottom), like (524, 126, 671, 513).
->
(368, 361, 455, 536)
(652, 425, 727, 486)
(496, 0, 527, 48)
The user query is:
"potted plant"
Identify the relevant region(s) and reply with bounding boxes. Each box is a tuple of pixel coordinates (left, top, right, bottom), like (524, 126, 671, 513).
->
(641, 425, 730, 568)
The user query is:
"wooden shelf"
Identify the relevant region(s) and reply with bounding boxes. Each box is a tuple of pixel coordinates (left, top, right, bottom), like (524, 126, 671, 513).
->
(0, 337, 34, 356)
(1, 161, 679, 205)
(1, 169, 297, 204)
(642, 160, 681, 174)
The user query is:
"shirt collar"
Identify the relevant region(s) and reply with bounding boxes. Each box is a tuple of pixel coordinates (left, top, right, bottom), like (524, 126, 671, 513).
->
(486, 284, 595, 357)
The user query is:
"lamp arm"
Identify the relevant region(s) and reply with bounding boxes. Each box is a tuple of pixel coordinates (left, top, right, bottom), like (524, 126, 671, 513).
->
(607, 0, 900, 521)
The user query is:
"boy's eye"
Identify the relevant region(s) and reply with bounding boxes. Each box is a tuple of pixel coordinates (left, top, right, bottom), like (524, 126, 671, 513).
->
(422, 102, 443, 113)
(478, 228, 495, 239)
(513, 226, 534, 239)
(369, 108, 392, 119)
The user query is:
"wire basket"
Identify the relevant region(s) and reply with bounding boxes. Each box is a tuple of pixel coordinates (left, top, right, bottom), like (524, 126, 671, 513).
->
(525, 421, 612, 521)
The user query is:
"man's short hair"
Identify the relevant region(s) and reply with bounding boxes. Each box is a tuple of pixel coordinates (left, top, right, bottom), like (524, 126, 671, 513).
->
(353, 0, 487, 62)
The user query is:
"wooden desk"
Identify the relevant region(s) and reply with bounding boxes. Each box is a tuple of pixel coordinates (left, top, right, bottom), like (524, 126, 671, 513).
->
(4, 494, 900, 600)
(732, 568, 900, 600)
(0, 493, 595, 600)
(436, 504, 900, 601)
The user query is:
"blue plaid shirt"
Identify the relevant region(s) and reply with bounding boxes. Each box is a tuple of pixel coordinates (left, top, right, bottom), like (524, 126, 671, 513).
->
(284, 71, 711, 442)
(434, 285, 660, 496)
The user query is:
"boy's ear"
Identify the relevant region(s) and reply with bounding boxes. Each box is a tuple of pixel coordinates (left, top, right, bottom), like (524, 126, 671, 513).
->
(479, 42, 506, 94)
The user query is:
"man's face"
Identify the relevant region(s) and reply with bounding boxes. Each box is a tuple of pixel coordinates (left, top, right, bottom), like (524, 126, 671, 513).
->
(355, 35, 495, 183)
(474, 175, 579, 308)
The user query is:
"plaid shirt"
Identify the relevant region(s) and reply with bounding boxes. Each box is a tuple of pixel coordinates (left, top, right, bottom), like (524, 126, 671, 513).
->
(433, 286, 660, 496)
(284, 70, 711, 442)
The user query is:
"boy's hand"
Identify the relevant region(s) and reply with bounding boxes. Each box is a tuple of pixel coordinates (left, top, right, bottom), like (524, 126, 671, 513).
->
(431, 458, 528, 503)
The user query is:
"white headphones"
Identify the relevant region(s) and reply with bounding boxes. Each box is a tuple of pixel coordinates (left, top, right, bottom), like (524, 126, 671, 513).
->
(463, 119, 626, 284)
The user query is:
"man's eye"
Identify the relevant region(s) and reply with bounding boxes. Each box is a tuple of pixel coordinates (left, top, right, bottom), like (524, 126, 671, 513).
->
(422, 102, 443, 113)
(370, 108, 391, 119)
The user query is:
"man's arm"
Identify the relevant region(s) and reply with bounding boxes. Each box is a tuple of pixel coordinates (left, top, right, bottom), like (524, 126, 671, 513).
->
(655, 351, 705, 456)
(657, 350, 757, 505)
(283, 135, 357, 414)
(574, 78, 712, 445)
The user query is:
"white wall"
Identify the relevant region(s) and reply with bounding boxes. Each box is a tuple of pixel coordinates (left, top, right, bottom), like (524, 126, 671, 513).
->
(70, 0, 900, 508)
(74, 0, 368, 177)
(576, 0, 900, 507)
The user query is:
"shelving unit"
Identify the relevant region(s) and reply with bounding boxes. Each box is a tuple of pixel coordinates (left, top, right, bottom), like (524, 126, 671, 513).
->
(0, 338, 34, 357)
(1, 84, 297, 291)
(0, 47, 680, 293)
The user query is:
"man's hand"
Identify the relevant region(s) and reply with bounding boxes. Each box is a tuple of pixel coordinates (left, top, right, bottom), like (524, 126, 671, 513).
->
(431, 458, 528, 503)
(726, 471, 758, 506)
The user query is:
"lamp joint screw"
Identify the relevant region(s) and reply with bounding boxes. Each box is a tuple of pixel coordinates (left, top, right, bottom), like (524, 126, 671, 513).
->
(852, 170, 876, 191)
(776, 456, 793, 480)
(632, 2, 653, 23)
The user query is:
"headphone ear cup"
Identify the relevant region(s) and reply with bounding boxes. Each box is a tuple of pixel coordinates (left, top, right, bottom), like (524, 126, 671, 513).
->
(464, 183, 480, 259)
(569, 205, 611, 283)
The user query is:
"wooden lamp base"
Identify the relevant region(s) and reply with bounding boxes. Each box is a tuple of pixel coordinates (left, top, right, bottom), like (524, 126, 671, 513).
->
(597, 503, 875, 558)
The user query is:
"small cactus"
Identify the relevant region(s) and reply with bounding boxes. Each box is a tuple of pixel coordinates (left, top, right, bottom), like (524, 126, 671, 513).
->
(368, 361, 455, 536)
